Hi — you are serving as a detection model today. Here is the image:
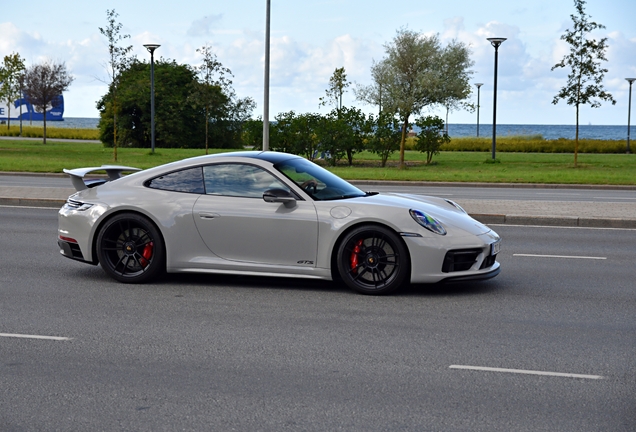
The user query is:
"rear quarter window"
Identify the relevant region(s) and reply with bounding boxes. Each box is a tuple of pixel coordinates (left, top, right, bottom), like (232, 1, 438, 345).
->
(146, 167, 205, 194)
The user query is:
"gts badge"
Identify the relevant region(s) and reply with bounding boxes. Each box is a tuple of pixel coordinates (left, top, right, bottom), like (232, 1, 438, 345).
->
(297, 260, 314, 265)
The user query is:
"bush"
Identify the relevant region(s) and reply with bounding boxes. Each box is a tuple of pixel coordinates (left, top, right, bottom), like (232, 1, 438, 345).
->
(414, 116, 450, 164)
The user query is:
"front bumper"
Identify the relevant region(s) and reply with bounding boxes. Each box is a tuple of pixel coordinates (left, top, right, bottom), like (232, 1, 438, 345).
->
(405, 231, 501, 284)
(440, 263, 501, 283)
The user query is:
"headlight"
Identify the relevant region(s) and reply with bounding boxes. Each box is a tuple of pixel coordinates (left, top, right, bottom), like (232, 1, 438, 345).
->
(409, 209, 446, 235)
(444, 199, 467, 214)
(63, 199, 93, 211)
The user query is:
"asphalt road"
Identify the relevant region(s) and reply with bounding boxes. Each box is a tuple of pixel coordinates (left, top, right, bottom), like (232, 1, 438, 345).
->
(1, 206, 635, 431)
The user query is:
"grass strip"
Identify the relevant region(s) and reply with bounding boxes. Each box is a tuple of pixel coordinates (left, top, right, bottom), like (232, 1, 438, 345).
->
(1, 139, 635, 185)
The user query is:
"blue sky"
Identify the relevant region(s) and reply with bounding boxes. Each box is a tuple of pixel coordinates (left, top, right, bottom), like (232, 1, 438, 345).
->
(2, 0, 634, 125)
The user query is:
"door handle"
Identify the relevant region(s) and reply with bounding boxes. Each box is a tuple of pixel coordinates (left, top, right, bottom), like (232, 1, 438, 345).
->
(198, 212, 219, 219)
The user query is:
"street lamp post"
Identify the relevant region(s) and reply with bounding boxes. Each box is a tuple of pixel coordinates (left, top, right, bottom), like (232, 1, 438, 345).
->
(263, 0, 271, 151)
(626, 78, 635, 154)
(144, 44, 160, 154)
(487, 37, 506, 160)
(475, 83, 483, 137)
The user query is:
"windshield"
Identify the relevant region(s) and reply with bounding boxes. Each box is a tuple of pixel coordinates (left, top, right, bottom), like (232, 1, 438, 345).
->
(274, 158, 366, 201)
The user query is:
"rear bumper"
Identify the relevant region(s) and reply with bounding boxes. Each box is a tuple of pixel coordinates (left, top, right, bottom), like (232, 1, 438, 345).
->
(58, 239, 96, 265)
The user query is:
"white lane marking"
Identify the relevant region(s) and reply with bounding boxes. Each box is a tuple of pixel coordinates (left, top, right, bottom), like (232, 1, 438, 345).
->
(535, 193, 582, 196)
(592, 197, 636, 200)
(513, 253, 606, 260)
(412, 193, 455, 196)
(390, 192, 455, 196)
(0, 333, 72, 341)
(449, 365, 603, 380)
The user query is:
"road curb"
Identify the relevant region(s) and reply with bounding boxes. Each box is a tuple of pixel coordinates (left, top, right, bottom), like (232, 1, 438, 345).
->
(0, 197, 65, 208)
(0, 197, 66, 208)
(471, 213, 636, 229)
(0, 171, 68, 178)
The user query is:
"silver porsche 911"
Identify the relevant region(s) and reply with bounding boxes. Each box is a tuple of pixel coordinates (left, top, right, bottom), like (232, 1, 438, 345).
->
(58, 151, 501, 295)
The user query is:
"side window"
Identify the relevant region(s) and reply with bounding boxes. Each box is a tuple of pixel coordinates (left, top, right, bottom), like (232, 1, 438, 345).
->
(146, 167, 205, 193)
(203, 163, 289, 198)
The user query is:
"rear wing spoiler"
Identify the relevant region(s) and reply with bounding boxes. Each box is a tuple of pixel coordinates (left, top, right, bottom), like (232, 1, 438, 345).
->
(63, 165, 141, 191)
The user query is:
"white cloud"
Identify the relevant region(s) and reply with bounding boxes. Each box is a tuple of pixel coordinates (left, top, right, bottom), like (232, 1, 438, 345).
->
(187, 14, 223, 37)
(4, 0, 634, 124)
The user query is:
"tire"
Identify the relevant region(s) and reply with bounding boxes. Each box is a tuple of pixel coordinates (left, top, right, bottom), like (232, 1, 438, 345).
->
(96, 213, 165, 283)
(336, 225, 409, 295)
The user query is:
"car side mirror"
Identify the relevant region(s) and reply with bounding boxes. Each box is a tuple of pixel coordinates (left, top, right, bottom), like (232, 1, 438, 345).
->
(263, 188, 297, 206)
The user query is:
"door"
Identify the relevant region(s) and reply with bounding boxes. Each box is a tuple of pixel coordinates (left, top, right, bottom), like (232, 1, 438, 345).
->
(192, 163, 318, 266)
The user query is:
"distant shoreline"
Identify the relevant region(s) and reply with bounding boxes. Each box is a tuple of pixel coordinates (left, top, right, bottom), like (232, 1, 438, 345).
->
(9, 117, 633, 141)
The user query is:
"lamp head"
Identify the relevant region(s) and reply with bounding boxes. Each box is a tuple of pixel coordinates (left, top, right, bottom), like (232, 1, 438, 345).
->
(626, 78, 636, 84)
(475, 83, 484, 88)
(487, 37, 507, 48)
(143, 44, 161, 54)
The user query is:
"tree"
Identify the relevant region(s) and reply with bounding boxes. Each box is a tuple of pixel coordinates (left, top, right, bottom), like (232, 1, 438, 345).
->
(190, 43, 233, 154)
(314, 111, 350, 166)
(291, 113, 322, 160)
(242, 117, 264, 150)
(338, 107, 373, 166)
(358, 29, 474, 169)
(552, 0, 615, 167)
(414, 115, 450, 165)
(0, 53, 26, 130)
(218, 94, 256, 148)
(99, 9, 133, 161)
(98, 59, 203, 148)
(270, 111, 297, 154)
(0, 65, 9, 125)
(319, 67, 350, 111)
(22, 60, 74, 144)
(354, 60, 392, 115)
(437, 40, 474, 134)
(358, 29, 443, 169)
(97, 58, 252, 150)
(366, 111, 402, 167)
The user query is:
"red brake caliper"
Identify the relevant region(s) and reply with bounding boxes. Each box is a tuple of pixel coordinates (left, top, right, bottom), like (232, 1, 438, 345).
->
(140, 242, 154, 267)
(350, 239, 364, 273)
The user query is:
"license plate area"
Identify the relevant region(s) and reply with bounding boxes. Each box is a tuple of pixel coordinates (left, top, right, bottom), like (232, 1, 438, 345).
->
(490, 240, 501, 256)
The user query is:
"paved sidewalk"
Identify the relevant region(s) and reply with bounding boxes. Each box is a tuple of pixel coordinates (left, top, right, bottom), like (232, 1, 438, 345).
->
(1, 179, 635, 229)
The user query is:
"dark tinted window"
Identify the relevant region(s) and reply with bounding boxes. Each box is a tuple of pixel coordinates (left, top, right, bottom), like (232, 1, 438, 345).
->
(275, 158, 364, 200)
(203, 163, 289, 198)
(147, 167, 205, 193)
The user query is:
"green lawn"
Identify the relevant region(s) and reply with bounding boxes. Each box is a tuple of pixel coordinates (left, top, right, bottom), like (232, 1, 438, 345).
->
(1, 139, 635, 185)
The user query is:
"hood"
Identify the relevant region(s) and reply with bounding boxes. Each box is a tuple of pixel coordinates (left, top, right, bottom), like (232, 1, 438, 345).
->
(355, 192, 492, 236)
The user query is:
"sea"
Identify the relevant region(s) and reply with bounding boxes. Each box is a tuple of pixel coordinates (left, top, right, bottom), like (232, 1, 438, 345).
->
(23, 117, 635, 141)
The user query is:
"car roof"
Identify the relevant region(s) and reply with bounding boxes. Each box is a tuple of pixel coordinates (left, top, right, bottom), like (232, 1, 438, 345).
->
(224, 151, 300, 164)
(207, 151, 302, 165)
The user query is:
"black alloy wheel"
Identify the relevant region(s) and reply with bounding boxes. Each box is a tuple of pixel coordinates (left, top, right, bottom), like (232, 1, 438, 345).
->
(96, 213, 165, 283)
(336, 225, 409, 295)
